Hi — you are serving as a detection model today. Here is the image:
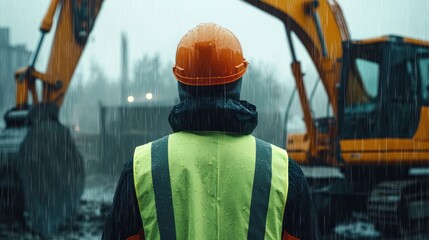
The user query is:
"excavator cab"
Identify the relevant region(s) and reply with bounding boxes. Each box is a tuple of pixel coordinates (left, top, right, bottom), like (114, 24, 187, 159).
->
(339, 36, 429, 142)
(335, 37, 429, 234)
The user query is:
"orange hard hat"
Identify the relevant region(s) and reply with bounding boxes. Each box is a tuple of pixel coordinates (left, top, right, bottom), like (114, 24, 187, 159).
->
(173, 23, 248, 86)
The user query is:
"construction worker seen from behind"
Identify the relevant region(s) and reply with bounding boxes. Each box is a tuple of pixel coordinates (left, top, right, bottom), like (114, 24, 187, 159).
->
(102, 23, 320, 240)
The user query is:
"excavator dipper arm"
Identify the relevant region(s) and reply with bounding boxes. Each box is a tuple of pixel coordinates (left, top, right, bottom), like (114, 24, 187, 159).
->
(243, 0, 349, 162)
(15, 0, 103, 109)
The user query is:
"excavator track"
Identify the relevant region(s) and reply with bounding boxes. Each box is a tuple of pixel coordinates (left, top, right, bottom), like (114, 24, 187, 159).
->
(368, 180, 429, 236)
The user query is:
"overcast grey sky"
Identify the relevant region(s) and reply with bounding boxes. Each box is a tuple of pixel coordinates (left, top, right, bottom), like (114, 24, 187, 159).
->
(1, 0, 429, 84)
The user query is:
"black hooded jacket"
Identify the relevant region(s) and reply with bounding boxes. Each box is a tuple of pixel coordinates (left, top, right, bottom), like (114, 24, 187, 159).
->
(102, 81, 321, 240)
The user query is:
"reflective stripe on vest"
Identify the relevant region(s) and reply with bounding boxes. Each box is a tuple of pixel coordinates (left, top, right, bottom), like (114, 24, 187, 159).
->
(133, 132, 289, 240)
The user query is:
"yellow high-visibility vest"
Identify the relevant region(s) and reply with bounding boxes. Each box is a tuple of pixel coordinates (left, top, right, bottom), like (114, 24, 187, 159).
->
(133, 131, 289, 239)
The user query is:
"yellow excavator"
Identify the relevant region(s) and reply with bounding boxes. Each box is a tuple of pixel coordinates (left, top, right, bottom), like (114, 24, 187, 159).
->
(1, 0, 428, 236)
(244, 0, 429, 235)
(0, 0, 103, 235)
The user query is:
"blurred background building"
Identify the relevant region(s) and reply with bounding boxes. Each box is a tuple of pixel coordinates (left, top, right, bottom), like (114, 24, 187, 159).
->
(0, 27, 31, 127)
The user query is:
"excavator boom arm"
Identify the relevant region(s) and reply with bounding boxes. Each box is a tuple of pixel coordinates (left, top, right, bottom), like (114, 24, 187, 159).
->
(15, 0, 103, 108)
(43, 0, 103, 106)
(243, 0, 349, 160)
(244, 0, 349, 116)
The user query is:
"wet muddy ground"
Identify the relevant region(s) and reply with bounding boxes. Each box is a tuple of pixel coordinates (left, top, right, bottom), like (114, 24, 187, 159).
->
(0, 171, 116, 240)
(2, 172, 428, 239)
(1, 162, 428, 239)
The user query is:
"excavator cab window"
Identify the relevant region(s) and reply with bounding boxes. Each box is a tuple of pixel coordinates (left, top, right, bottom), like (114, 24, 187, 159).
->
(339, 43, 383, 139)
(340, 41, 428, 139)
(385, 44, 419, 103)
(418, 51, 429, 103)
(344, 43, 382, 114)
(354, 59, 379, 98)
(382, 43, 424, 138)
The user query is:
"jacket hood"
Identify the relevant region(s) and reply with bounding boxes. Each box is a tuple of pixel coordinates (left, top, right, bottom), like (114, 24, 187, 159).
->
(168, 96, 258, 135)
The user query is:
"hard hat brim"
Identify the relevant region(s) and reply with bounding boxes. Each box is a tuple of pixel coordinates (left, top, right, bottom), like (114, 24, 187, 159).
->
(173, 60, 248, 86)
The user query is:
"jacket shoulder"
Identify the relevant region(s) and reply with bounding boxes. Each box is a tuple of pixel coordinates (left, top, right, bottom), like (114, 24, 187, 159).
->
(133, 142, 151, 160)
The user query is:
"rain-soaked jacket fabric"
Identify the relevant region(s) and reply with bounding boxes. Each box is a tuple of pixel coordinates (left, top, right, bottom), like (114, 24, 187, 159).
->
(102, 157, 320, 239)
(168, 97, 258, 135)
(133, 132, 288, 239)
(102, 89, 320, 240)
(169, 80, 258, 135)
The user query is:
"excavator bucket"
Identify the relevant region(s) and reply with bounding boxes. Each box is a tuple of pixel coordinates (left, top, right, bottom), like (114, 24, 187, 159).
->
(0, 104, 84, 235)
